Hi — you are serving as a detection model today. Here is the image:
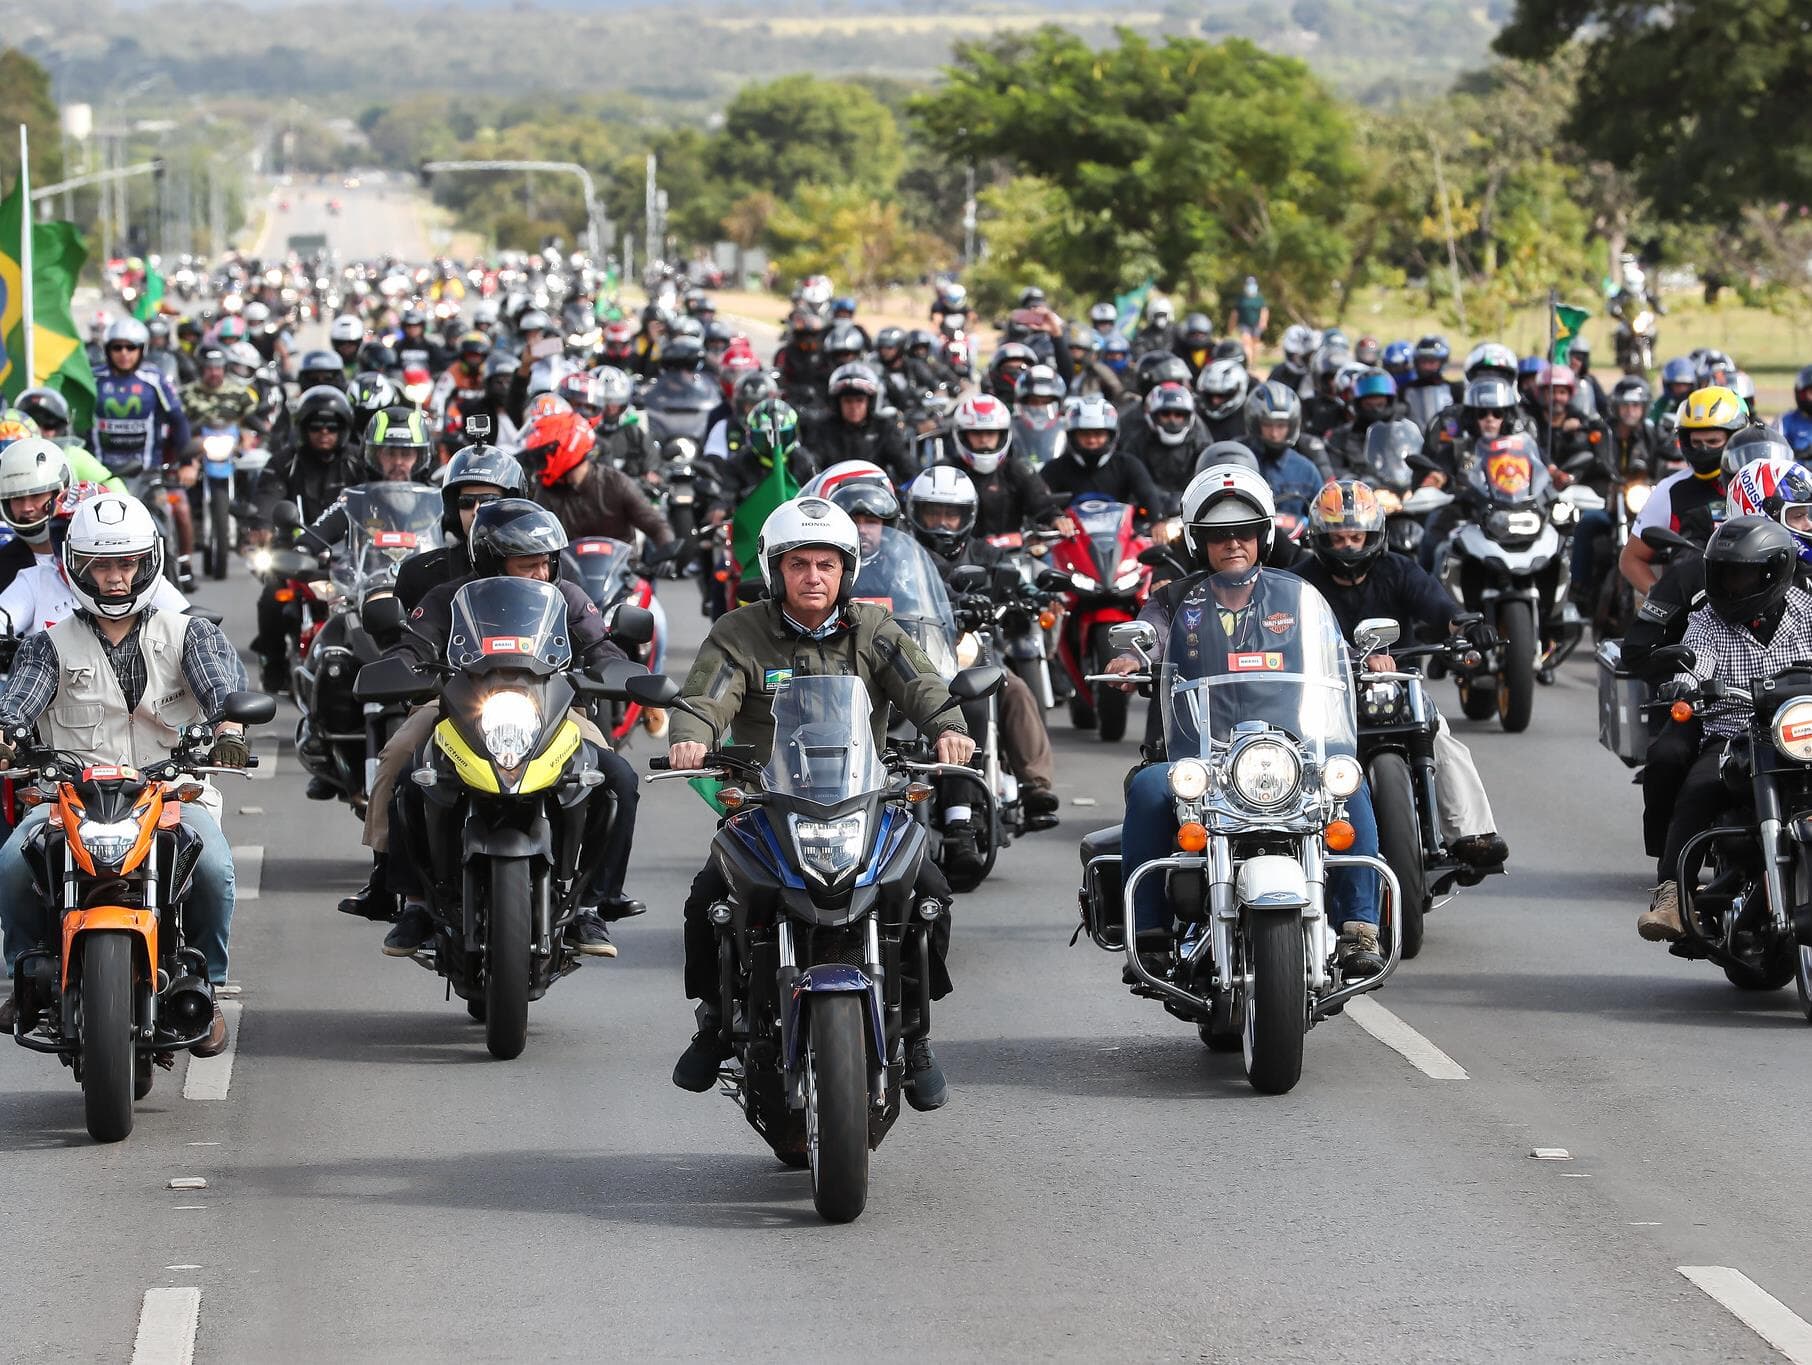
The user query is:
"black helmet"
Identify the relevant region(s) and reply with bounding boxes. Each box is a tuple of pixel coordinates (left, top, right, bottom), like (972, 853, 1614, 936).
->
(827, 479, 900, 527)
(1723, 426, 1795, 480)
(1610, 375, 1651, 411)
(1412, 334, 1451, 367)
(16, 386, 70, 433)
(824, 324, 866, 364)
(468, 497, 568, 580)
(297, 348, 345, 392)
(1703, 516, 1797, 626)
(440, 443, 527, 533)
(905, 328, 935, 357)
(361, 406, 432, 481)
(1307, 478, 1389, 578)
(294, 386, 354, 458)
(1211, 338, 1246, 363)
(1134, 350, 1191, 397)
(1243, 380, 1301, 453)
(659, 335, 704, 371)
(875, 326, 906, 355)
(1180, 313, 1214, 347)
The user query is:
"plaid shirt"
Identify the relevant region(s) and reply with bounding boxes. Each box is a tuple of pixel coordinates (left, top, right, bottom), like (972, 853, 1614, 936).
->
(0, 609, 247, 733)
(1677, 587, 1812, 738)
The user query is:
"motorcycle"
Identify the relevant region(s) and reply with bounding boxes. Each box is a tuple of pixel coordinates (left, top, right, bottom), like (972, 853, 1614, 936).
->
(636, 669, 994, 1221)
(1075, 590, 1402, 1094)
(639, 369, 719, 449)
(1359, 420, 1429, 557)
(1648, 649, 1812, 1013)
(291, 483, 443, 813)
(6, 691, 277, 1141)
(980, 528, 1063, 709)
(1043, 497, 1153, 742)
(657, 435, 703, 544)
(353, 577, 651, 1059)
(565, 534, 666, 745)
(1609, 290, 1658, 375)
(1424, 447, 1601, 731)
(198, 425, 244, 580)
(1351, 619, 1497, 959)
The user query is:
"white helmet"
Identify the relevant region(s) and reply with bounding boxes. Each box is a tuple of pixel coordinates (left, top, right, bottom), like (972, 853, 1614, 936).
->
(103, 317, 150, 351)
(227, 341, 263, 374)
(0, 438, 71, 540)
(1180, 463, 1276, 565)
(1281, 323, 1317, 363)
(800, 459, 890, 502)
(328, 314, 364, 344)
(61, 493, 164, 620)
(951, 393, 1013, 475)
(1195, 357, 1249, 421)
(755, 496, 860, 599)
(243, 300, 271, 325)
(905, 466, 979, 557)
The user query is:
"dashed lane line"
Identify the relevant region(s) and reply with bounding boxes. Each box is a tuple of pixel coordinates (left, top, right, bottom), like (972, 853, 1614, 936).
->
(131, 1287, 200, 1365)
(232, 845, 263, 902)
(1345, 995, 1470, 1080)
(182, 1002, 243, 1101)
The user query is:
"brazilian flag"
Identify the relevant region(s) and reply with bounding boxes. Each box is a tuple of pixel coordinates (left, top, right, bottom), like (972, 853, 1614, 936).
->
(0, 173, 96, 433)
(132, 262, 165, 322)
(1551, 303, 1591, 365)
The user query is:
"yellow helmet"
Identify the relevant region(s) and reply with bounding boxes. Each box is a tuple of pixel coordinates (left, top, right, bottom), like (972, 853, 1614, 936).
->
(1676, 385, 1748, 434)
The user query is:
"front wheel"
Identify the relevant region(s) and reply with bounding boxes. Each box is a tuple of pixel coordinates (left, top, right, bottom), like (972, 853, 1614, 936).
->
(1089, 624, 1128, 743)
(1497, 600, 1536, 733)
(1242, 909, 1306, 1095)
(1369, 752, 1428, 960)
(805, 994, 870, 1224)
(483, 859, 532, 1060)
(1724, 951, 1795, 992)
(207, 482, 230, 580)
(80, 932, 137, 1143)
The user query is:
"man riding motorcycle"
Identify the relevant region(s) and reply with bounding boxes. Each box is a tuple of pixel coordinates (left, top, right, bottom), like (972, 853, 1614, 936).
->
(179, 345, 260, 432)
(1103, 464, 1386, 974)
(807, 362, 914, 486)
(0, 480, 190, 633)
(376, 499, 642, 957)
(1242, 380, 1335, 487)
(1039, 396, 1166, 518)
(1621, 386, 1748, 595)
(1121, 381, 1211, 495)
(523, 406, 675, 549)
(392, 444, 527, 614)
(933, 393, 1064, 539)
(0, 438, 125, 595)
(1777, 365, 1812, 457)
(0, 493, 249, 1052)
(91, 317, 196, 589)
(666, 498, 971, 1109)
(583, 367, 656, 480)
(1294, 478, 1509, 870)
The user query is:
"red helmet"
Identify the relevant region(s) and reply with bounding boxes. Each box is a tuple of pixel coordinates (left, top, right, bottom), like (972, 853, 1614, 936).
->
(602, 319, 635, 359)
(718, 341, 762, 400)
(521, 408, 593, 487)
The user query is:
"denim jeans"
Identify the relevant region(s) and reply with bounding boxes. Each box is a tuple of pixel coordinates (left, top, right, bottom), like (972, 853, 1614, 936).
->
(1570, 507, 1613, 589)
(0, 803, 236, 984)
(1122, 762, 1380, 932)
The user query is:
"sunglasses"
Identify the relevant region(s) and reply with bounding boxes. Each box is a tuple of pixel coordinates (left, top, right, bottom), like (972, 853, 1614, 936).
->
(106, 342, 142, 352)
(1201, 526, 1259, 544)
(457, 493, 502, 510)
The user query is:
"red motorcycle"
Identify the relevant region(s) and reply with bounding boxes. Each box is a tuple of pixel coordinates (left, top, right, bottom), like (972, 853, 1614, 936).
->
(1041, 496, 1152, 742)
(566, 536, 665, 745)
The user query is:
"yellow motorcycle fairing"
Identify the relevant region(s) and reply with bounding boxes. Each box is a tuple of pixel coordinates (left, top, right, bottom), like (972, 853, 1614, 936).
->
(434, 716, 580, 795)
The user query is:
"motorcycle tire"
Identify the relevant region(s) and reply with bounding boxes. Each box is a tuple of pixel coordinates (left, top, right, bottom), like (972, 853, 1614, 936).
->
(1456, 676, 1496, 721)
(1368, 752, 1428, 961)
(1242, 909, 1306, 1095)
(1089, 625, 1127, 743)
(208, 483, 230, 580)
(80, 931, 137, 1143)
(1199, 1019, 1242, 1052)
(1723, 949, 1795, 992)
(482, 858, 532, 1061)
(134, 1053, 155, 1101)
(1794, 860, 1812, 1024)
(1067, 690, 1096, 731)
(1496, 600, 1536, 733)
(806, 994, 869, 1224)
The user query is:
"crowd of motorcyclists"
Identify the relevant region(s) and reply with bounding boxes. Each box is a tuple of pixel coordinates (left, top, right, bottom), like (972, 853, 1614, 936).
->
(5, 240, 1812, 1193)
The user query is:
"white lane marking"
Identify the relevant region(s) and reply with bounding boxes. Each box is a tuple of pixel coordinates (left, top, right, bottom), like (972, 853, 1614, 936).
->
(1344, 995, 1470, 1079)
(182, 1002, 242, 1101)
(167, 1177, 208, 1190)
(132, 1287, 200, 1365)
(1679, 1267, 1812, 1363)
(238, 806, 263, 816)
(1531, 1148, 1573, 1159)
(233, 846, 263, 902)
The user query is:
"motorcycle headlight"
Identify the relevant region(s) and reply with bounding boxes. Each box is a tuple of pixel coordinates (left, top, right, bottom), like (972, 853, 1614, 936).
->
(1168, 758, 1210, 801)
(956, 632, 981, 668)
(790, 812, 866, 885)
(78, 817, 142, 870)
(1360, 680, 1405, 721)
(1624, 481, 1652, 514)
(1230, 738, 1302, 809)
(202, 434, 235, 461)
(1772, 697, 1812, 762)
(479, 689, 541, 769)
(1322, 754, 1363, 798)
(249, 548, 274, 574)
(1551, 499, 1578, 527)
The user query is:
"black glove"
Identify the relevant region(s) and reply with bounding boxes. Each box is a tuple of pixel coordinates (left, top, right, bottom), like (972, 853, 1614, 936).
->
(210, 730, 250, 769)
(1655, 679, 1696, 704)
(1463, 619, 1500, 652)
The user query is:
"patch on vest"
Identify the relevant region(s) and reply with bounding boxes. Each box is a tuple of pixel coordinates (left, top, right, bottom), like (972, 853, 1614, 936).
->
(762, 667, 793, 693)
(1227, 651, 1284, 672)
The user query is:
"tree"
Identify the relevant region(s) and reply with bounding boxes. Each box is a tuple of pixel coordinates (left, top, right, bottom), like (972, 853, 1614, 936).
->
(912, 28, 1362, 320)
(708, 75, 902, 206)
(1494, 0, 1812, 220)
(764, 184, 940, 300)
(0, 48, 65, 190)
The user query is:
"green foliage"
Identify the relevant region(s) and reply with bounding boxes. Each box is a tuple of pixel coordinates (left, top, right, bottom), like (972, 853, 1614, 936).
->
(0, 48, 65, 190)
(1493, 0, 1812, 220)
(913, 28, 1361, 320)
(765, 184, 941, 298)
(708, 76, 902, 204)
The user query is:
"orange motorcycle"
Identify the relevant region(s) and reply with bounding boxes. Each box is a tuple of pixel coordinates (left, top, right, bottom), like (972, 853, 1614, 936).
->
(7, 691, 274, 1141)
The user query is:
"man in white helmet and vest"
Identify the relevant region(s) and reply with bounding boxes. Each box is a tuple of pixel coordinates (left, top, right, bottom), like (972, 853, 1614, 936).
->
(0, 493, 250, 1055)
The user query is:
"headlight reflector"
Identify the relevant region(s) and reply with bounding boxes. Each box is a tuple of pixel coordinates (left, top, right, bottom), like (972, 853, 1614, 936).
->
(1323, 754, 1363, 797)
(479, 689, 540, 768)
(1230, 739, 1301, 808)
(78, 817, 141, 869)
(791, 812, 867, 884)
(1772, 697, 1812, 762)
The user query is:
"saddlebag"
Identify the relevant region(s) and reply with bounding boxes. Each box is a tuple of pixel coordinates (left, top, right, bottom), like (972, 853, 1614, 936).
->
(1596, 638, 1650, 768)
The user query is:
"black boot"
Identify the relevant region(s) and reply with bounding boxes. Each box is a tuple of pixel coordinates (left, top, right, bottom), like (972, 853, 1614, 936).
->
(904, 1038, 948, 1111)
(338, 856, 398, 921)
(673, 1002, 732, 1092)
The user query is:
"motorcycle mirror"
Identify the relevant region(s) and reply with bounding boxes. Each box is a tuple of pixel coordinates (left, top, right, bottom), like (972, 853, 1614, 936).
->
(991, 562, 1020, 595)
(219, 690, 278, 726)
(1035, 568, 1074, 593)
(353, 656, 432, 704)
(1354, 616, 1401, 651)
(272, 500, 303, 531)
(1641, 526, 1695, 554)
(1634, 643, 1696, 679)
(1399, 487, 1454, 516)
(950, 564, 989, 595)
(605, 603, 655, 646)
(576, 655, 650, 701)
(1560, 484, 1607, 512)
(361, 594, 407, 638)
(184, 606, 224, 626)
(625, 671, 684, 709)
(1136, 544, 1174, 567)
(1108, 621, 1158, 657)
(949, 663, 1006, 702)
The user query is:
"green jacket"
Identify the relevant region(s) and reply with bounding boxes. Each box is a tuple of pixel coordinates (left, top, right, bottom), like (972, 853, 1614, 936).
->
(673, 598, 966, 760)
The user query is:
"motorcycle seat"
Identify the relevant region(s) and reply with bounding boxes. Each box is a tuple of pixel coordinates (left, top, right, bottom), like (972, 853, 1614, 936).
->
(1079, 825, 1123, 867)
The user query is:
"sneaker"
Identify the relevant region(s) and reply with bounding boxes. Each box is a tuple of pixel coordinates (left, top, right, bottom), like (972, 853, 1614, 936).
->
(1337, 920, 1385, 976)
(569, 911, 617, 958)
(673, 1006, 732, 1092)
(1451, 832, 1509, 869)
(382, 903, 436, 956)
(1638, 881, 1684, 942)
(904, 1038, 948, 1111)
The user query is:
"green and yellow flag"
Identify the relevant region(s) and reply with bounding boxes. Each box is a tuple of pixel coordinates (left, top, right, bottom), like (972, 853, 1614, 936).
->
(1551, 302, 1591, 365)
(0, 173, 96, 432)
(731, 448, 800, 587)
(132, 261, 165, 322)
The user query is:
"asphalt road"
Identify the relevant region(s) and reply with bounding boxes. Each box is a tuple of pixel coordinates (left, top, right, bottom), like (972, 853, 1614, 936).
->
(6, 187, 1812, 1363)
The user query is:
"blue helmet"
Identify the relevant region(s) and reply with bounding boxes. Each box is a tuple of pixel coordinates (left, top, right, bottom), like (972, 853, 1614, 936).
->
(1354, 369, 1397, 401)
(1100, 332, 1132, 374)
(1518, 354, 1547, 380)
(1660, 356, 1697, 389)
(1381, 340, 1413, 378)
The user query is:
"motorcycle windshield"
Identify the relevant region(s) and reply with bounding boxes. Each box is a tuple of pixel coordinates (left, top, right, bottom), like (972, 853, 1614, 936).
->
(1466, 445, 1551, 510)
(565, 536, 636, 606)
(1404, 385, 1448, 431)
(1159, 573, 1357, 763)
(763, 674, 886, 806)
(1363, 420, 1421, 492)
(445, 576, 573, 675)
(1012, 415, 1065, 467)
(341, 483, 443, 581)
(642, 374, 718, 442)
(850, 527, 956, 628)
(1071, 495, 1130, 579)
